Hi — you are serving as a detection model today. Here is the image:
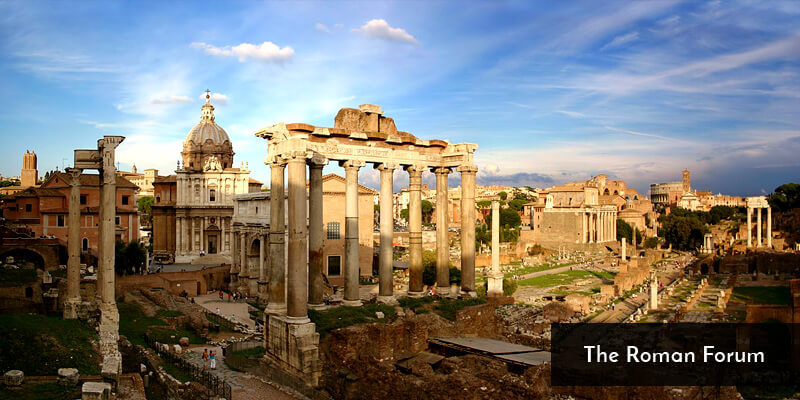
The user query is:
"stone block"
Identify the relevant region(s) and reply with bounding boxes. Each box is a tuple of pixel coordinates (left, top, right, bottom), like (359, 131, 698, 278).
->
(82, 381, 111, 400)
(173, 344, 182, 353)
(4, 370, 23, 386)
(101, 357, 120, 390)
(57, 368, 79, 386)
(179, 337, 190, 347)
(375, 311, 385, 319)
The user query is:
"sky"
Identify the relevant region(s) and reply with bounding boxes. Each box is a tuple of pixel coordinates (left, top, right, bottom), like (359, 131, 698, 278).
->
(0, 0, 798, 196)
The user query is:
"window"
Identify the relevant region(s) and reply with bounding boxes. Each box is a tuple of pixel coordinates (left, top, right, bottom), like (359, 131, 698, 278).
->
(57, 215, 65, 227)
(209, 189, 216, 202)
(122, 195, 129, 205)
(80, 194, 87, 205)
(327, 222, 340, 239)
(82, 238, 89, 251)
(25, 204, 32, 212)
(115, 216, 121, 225)
(327, 255, 342, 277)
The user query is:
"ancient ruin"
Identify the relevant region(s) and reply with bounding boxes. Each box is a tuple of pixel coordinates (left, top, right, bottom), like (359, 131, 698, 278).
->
(746, 196, 772, 248)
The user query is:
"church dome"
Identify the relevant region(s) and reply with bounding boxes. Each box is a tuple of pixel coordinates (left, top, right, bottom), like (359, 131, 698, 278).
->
(184, 93, 231, 146)
(181, 90, 235, 171)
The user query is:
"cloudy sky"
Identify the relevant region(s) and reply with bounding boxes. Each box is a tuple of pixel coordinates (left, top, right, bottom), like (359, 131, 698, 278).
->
(1, 1, 798, 196)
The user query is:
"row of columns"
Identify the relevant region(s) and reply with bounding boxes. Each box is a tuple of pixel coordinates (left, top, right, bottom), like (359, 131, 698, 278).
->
(264, 153, 477, 321)
(176, 216, 231, 255)
(581, 209, 616, 243)
(746, 206, 772, 248)
(229, 230, 268, 297)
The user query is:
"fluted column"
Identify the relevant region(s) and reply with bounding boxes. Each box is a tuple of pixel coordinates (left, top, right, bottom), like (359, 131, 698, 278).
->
(308, 161, 326, 310)
(589, 211, 595, 243)
(98, 136, 122, 305)
(407, 165, 424, 297)
(458, 165, 478, 296)
(767, 207, 772, 248)
(434, 167, 450, 294)
(267, 161, 286, 314)
(598, 211, 605, 242)
(286, 154, 309, 320)
(757, 207, 762, 247)
(376, 163, 395, 303)
(64, 167, 82, 318)
(342, 160, 364, 306)
(747, 207, 752, 248)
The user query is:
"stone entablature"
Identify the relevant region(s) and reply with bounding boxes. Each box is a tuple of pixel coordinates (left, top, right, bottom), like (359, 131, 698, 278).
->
(746, 196, 772, 249)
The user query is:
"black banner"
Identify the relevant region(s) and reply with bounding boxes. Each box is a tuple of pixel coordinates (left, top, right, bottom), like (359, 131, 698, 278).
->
(551, 323, 800, 386)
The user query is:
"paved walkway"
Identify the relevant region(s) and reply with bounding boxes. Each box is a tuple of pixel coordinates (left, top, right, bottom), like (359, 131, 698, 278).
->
(194, 293, 257, 329)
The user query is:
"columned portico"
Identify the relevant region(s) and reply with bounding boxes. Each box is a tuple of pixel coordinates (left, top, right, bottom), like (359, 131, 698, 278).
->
(342, 160, 364, 306)
(746, 196, 772, 249)
(376, 163, 396, 303)
(407, 165, 424, 297)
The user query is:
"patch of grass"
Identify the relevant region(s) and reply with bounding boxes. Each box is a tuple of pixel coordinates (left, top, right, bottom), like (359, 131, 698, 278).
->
(434, 298, 487, 321)
(731, 286, 790, 305)
(3, 382, 80, 400)
(503, 262, 577, 278)
(549, 290, 595, 296)
(148, 326, 205, 345)
(118, 301, 169, 347)
(161, 360, 193, 383)
(0, 268, 37, 287)
(518, 269, 613, 288)
(397, 296, 435, 313)
(232, 346, 266, 358)
(0, 313, 100, 376)
(308, 303, 398, 337)
(156, 308, 184, 318)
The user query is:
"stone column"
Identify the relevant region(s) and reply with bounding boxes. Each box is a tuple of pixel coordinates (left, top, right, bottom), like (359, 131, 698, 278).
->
(588, 211, 595, 243)
(239, 233, 247, 280)
(434, 167, 450, 295)
(220, 217, 225, 253)
(376, 163, 395, 303)
(258, 234, 266, 300)
(757, 207, 762, 247)
(747, 207, 752, 248)
(342, 160, 364, 306)
(407, 165, 424, 297)
(308, 161, 325, 310)
(598, 211, 605, 242)
(98, 137, 122, 305)
(200, 217, 206, 254)
(767, 207, 772, 249)
(621, 237, 626, 260)
(458, 165, 478, 296)
(176, 217, 183, 255)
(581, 212, 587, 243)
(267, 161, 286, 314)
(64, 167, 82, 319)
(487, 201, 503, 296)
(649, 271, 658, 310)
(286, 154, 309, 320)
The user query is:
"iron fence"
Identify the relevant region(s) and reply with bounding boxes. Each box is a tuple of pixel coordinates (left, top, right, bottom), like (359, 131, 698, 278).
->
(144, 333, 233, 400)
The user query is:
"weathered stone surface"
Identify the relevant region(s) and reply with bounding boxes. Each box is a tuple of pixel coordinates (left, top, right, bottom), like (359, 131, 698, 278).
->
(81, 381, 111, 400)
(57, 367, 79, 386)
(4, 370, 23, 386)
(178, 337, 189, 347)
(543, 301, 575, 322)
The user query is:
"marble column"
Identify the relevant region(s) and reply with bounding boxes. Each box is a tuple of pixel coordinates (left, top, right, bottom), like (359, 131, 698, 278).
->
(258, 233, 266, 300)
(589, 211, 595, 243)
(621, 237, 627, 260)
(767, 207, 772, 248)
(267, 161, 286, 314)
(757, 207, 762, 247)
(308, 162, 325, 310)
(407, 165, 424, 297)
(286, 154, 309, 320)
(487, 201, 503, 296)
(342, 160, 364, 306)
(458, 165, 478, 296)
(598, 211, 604, 242)
(220, 217, 225, 253)
(98, 137, 122, 305)
(201, 217, 206, 253)
(747, 207, 752, 248)
(64, 167, 82, 319)
(376, 163, 395, 303)
(581, 212, 587, 243)
(434, 167, 450, 294)
(239, 233, 247, 281)
(176, 217, 182, 256)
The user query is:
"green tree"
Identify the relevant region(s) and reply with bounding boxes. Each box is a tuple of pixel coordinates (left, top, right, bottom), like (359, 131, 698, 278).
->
(400, 207, 409, 221)
(507, 198, 528, 212)
(658, 213, 707, 251)
(709, 205, 735, 224)
(768, 183, 800, 212)
(115, 240, 146, 275)
(616, 219, 642, 244)
(137, 196, 154, 227)
(485, 208, 522, 229)
(421, 200, 434, 223)
(498, 191, 508, 201)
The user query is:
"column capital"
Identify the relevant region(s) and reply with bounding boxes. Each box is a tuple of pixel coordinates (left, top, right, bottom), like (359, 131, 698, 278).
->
(432, 166, 452, 175)
(65, 167, 83, 184)
(404, 164, 426, 175)
(374, 162, 397, 171)
(457, 165, 478, 174)
(307, 152, 328, 167)
(286, 150, 310, 161)
(267, 155, 288, 166)
(340, 160, 365, 170)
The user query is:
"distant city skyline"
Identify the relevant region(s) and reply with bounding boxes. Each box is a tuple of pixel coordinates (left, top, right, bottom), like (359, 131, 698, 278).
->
(1, 1, 798, 197)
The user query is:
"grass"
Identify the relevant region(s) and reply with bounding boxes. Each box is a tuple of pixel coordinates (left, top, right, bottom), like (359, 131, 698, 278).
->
(148, 326, 205, 345)
(308, 303, 398, 337)
(0, 313, 100, 376)
(156, 308, 184, 318)
(518, 270, 614, 288)
(434, 298, 487, 321)
(161, 360, 193, 383)
(502, 262, 577, 278)
(0, 268, 37, 287)
(118, 302, 169, 347)
(2, 382, 80, 400)
(731, 286, 790, 305)
(232, 346, 266, 358)
(397, 296, 435, 313)
(549, 289, 597, 296)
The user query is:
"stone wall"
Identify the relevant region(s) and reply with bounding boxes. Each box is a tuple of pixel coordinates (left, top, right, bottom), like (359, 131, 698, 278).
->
(115, 265, 230, 297)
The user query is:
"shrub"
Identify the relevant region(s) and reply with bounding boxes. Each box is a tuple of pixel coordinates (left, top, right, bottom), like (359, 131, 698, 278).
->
(643, 237, 660, 249)
(503, 278, 518, 296)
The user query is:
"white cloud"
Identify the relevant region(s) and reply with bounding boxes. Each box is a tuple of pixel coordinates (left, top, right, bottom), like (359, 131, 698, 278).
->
(198, 92, 229, 105)
(483, 163, 500, 175)
(191, 41, 294, 63)
(315, 23, 330, 33)
(353, 19, 419, 45)
(149, 95, 193, 105)
(600, 31, 639, 50)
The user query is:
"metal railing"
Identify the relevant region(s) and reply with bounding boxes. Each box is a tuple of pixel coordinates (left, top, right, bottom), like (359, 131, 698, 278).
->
(144, 333, 232, 400)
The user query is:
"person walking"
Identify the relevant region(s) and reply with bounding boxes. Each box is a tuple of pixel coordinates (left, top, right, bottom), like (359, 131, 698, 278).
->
(202, 349, 209, 370)
(209, 350, 216, 370)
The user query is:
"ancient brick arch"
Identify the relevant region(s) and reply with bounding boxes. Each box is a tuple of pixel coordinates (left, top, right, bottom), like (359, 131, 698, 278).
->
(0, 238, 64, 270)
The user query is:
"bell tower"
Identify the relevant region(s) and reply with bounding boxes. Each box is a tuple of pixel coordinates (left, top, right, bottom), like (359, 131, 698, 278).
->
(682, 169, 690, 193)
(21, 150, 38, 187)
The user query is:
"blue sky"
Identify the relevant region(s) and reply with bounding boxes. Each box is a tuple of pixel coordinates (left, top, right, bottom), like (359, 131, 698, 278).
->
(1, 1, 798, 196)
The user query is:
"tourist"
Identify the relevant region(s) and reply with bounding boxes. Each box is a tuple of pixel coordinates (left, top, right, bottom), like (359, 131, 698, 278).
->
(216, 307, 221, 315)
(227, 293, 231, 302)
(219, 291, 223, 300)
(209, 350, 216, 370)
(202, 349, 209, 370)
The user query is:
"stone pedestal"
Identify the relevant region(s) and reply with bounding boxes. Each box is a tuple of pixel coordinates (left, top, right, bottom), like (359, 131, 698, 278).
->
(82, 382, 111, 400)
(63, 298, 81, 320)
(4, 370, 23, 387)
(58, 368, 79, 386)
(266, 314, 321, 387)
(487, 275, 503, 297)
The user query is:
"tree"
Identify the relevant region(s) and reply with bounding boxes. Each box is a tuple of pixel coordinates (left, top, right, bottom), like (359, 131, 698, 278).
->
(507, 198, 528, 212)
(421, 200, 434, 223)
(400, 208, 409, 221)
(709, 205, 735, 224)
(485, 208, 522, 229)
(616, 219, 642, 244)
(658, 213, 707, 251)
(115, 240, 146, 275)
(138, 196, 154, 227)
(768, 183, 800, 212)
(498, 191, 508, 201)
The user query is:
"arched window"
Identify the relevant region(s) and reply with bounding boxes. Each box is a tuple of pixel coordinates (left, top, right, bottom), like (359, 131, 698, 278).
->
(210, 189, 216, 202)
(82, 238, 89, 251)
